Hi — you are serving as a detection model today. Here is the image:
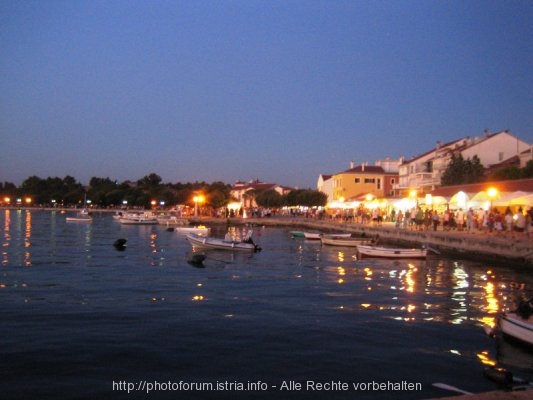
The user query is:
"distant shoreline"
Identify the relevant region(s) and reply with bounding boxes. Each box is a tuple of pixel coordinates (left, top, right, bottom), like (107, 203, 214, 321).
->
(2, 207, 531, 266)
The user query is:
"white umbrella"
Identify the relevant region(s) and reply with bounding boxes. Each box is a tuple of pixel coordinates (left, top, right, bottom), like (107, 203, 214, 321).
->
(493, 191, 532, 207)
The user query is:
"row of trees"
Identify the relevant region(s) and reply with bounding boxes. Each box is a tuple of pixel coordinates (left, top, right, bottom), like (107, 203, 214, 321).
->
(0, 173, 327, 210)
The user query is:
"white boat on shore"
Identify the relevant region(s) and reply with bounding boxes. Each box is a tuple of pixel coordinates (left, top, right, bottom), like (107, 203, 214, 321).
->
(66, 208, 92, 222)
(186, 231, 261, 252)
(356, 245, 428, 259)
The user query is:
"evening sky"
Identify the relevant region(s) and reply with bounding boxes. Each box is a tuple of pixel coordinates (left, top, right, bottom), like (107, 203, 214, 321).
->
(1, 0, 532, 188)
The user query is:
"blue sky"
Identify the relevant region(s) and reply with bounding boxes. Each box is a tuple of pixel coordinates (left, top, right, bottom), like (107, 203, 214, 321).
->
(1, 0, 532, 189)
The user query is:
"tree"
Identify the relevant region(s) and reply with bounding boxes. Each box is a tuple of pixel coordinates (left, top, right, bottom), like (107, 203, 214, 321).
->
(522, 160, 533, 178)
(283, 189, 327, 207)
(441, 154, 485, 186)
(256, 189, 283, 208)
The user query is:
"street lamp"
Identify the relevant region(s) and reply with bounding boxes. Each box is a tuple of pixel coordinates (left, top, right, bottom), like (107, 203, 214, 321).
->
(487, 187, 498, 211)
(193, 194, 204, 217)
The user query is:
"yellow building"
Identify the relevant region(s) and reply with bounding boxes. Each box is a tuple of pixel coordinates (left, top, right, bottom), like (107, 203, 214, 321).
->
(332, 164, 398, 201)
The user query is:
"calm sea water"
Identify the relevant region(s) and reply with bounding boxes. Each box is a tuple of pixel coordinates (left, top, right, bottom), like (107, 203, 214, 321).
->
(1, 209, 533, 399)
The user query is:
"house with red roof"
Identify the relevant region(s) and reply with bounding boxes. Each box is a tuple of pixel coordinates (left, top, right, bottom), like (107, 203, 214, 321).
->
(395, 130, 531, 197)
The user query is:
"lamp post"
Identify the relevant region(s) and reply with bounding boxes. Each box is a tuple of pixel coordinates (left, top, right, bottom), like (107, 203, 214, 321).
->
(487, 187, 498, 211)
(193, 194, 204, 217)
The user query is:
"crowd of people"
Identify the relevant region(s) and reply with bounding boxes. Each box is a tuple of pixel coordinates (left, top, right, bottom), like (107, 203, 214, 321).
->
(327, 205, 533, 239)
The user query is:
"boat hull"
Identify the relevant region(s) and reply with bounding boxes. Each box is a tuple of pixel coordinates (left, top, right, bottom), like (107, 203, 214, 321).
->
(500, 313, 533, 346)
(66, 209, 92, 222)
(356, 245, 427, 259)
(119, 218, 158, 225)
(186, 234, 259, 251)
(66, 217, 92, 222)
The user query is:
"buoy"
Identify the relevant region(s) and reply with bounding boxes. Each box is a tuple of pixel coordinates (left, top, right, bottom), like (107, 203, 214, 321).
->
(187, 254, 206, 267)
(113, 238, 127, 250)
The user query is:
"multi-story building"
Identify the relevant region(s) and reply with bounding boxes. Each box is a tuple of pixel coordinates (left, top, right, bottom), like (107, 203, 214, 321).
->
(395, 130, 531, 197)
(318, 160, 400, 203)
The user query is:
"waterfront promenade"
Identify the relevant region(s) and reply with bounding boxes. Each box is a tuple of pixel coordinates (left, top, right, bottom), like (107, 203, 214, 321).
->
(189, 216, 533, 267)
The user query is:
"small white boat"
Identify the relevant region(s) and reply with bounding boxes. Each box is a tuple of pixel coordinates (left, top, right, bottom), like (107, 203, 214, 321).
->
(118, 211, 158, 225)
(498, 299, 533, 347)
(356, 245, 428, 259)
(303, 232, 322, 240)
(66, 209, 92, 222)
(186, 231, 261, 252)
(499, 313, 533, 346)
(321, 236, 371, 247)
(302, 232, 352, 240)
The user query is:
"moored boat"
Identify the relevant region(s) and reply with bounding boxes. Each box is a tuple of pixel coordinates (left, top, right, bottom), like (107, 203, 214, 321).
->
(290, 231, 305, 238)
(320, 236, 371, 247)
(356, 245, 428, 259)
(498, 298, 533, 347)
(186, 231, 261, 252)
(303, 232, 322, 240)
(300, 232, 352, 240)
(66, 208, 92, 222)
(118, 211, 158, 225)
(499, 313, 533, 347)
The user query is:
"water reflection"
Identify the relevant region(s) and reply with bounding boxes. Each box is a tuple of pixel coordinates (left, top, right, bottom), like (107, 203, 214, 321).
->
(312, 242, 533, 331)
(2, 210, 533, 334)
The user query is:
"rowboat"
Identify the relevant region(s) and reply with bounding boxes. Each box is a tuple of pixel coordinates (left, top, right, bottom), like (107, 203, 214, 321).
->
(356, 245, 428, 259)
(303, 232, 352, 240)
(499, 313, 533, 347)
(186, 232, 261, 252)
(320, 236, 371, 247)
(303, 232, 322, 240)
(290, 231, 305, 238)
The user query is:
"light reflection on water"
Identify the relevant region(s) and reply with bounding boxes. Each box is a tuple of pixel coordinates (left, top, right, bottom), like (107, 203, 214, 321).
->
(1, 210, 533, 399)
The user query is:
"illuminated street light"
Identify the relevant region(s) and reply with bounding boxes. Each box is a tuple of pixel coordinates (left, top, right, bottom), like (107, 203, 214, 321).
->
(193, 194, 205, 217)
(487, 187, 498, 211)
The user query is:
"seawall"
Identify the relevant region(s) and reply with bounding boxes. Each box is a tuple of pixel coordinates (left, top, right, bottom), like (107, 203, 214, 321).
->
(190, 216, 533, 267)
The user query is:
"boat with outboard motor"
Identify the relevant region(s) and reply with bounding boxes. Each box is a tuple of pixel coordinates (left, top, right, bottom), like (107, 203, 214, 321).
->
(321, 236, 372, 247)
(497, 297, 533, 347)
(186, 230, 261, 252)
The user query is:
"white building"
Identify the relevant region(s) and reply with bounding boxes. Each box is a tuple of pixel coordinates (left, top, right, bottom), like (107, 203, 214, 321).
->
(395, 130, 531, 196)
